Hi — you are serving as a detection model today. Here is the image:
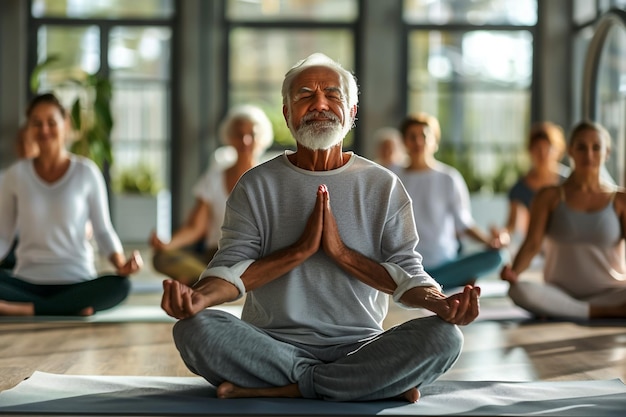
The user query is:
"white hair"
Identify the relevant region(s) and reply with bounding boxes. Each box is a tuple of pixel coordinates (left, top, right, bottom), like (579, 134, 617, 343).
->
(218, 104, 274, 153)
(374, 127, 403, 144)
(281, 53, 359, 111)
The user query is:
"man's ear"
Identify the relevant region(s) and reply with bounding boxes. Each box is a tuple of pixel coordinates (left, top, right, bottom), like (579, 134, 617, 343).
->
(283, 105, 289, 125)
(349, 105, 357, 125)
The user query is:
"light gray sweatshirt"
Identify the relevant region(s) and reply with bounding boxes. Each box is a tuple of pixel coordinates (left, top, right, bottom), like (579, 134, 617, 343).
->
(202, 152, 440, 345)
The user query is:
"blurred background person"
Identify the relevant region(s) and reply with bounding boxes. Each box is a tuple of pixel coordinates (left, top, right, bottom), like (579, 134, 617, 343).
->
(373, 126, 406, 171)
(501, 121, 626, 320)
(492, 121, 567, 251)
(0, 125, 39, 271)
(396, 112, 508, 290)
(149, 104, 274, 285)
(0, 93, 142, 316)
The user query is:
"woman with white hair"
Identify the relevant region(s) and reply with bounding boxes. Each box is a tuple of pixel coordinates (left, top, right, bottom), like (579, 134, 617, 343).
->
(149, 104, 274, 285)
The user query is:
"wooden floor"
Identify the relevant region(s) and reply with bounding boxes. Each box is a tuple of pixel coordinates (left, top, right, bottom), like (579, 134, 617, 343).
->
(2, 254, 626, 394)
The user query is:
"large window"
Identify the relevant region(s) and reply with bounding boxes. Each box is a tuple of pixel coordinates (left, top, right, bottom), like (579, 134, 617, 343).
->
(225, 0, 358, 149)
(404, 0, 537, 193)
(29, 0, 174, 192)
(576, 3, 626, 186)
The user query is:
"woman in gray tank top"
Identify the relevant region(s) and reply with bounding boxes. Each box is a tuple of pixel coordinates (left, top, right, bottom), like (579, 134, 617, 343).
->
(500, 120, 626, 320)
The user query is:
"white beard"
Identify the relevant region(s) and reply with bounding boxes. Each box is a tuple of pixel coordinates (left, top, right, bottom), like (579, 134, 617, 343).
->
(289, 111, 349, 151)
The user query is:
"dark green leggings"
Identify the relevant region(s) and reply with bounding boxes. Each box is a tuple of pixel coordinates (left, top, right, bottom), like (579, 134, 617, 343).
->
(0, 269, 130, 315)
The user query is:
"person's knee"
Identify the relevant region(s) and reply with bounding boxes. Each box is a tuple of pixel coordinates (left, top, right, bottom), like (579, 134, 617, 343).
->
(485, 248, 508, 270)
(173, 310, 234, 351)
(434, 320, 464, 357)
(152, 251, 170, 274)
(494, 248, 509, 265)
(508, 281, 536, 310)
(119, 276, 131, 298)
(409, 318, 464, 379)
(411, 317, 464, 357)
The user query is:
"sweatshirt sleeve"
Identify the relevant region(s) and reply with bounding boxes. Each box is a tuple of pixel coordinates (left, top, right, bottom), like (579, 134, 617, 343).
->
(381, 193, 441, 307)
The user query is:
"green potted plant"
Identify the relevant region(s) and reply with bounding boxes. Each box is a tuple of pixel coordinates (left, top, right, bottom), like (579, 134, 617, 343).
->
(111, 164, 171, 244)
(30, 55, 114, 171)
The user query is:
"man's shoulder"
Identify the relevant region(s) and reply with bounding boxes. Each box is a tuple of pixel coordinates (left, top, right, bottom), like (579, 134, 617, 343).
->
(238, 153, 286, 183)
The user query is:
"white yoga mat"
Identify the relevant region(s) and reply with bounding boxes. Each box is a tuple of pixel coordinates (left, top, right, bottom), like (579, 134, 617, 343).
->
(1, 371, 624, 416)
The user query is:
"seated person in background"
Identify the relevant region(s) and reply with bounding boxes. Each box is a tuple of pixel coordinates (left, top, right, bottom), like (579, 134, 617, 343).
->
(395, 112, 508, 290)
(0, 124, 40, 271)
(0, 93, 142, 316)
(373, 126, 406, 170)
(491, 121, 567, 248)
(150, 104, 273, 285)
(161, 53, 480, 403)
(501, 120, 626, 320)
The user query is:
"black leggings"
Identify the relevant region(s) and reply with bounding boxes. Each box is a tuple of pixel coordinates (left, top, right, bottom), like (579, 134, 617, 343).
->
(0, 270, 130, 315)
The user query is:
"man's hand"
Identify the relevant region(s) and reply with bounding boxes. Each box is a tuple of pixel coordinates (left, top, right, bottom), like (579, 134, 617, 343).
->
(161, 278, 238, 319)
(410, 285, 481, 326)
(319, 184, 348, 260)
(437, 285, 480, 325)
(294, 184, 325, 257)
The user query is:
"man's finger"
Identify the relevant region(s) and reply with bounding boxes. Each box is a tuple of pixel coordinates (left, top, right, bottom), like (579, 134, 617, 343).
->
(161, 280, 174, 316)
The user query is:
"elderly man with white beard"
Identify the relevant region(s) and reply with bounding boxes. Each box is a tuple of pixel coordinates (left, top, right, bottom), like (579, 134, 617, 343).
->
(161, 53, 481, 403)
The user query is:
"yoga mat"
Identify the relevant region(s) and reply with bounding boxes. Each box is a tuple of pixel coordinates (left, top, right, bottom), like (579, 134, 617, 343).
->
(130, 279, 165, 294)
(0, 305, 242, 323)
(1, 371, 624, 416)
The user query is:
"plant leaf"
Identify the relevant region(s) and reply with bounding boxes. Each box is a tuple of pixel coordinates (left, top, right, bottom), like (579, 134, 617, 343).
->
(29, 55, 61, 93)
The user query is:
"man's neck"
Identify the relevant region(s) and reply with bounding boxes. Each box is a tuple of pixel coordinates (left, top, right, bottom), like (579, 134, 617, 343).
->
(288, 144, 349, 171)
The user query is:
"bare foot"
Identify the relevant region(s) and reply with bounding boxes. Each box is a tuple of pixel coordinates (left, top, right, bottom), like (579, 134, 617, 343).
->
(590, 302, 626, 319)
(402, 387, 420, 403)
(216, 382, 238, 398)
(79, 306, 95, 316)
(216, 382, 301, 399)
(0, 300, 35, 316)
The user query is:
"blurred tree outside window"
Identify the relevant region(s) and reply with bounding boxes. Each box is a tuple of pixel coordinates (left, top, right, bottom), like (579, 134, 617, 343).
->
(30, 0, 174, 194)
(225, 0, 358, 152)
(228, 28, 355, 149)
(405, 0, 537, 193)
(226, 0, 358, 21)
(32, 0, 174, 19)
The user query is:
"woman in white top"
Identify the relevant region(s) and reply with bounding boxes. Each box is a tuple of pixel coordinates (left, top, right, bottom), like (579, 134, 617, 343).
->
(149, 104, 273, 285)
(0, 124, 39, 270)
(395, 112, 508, 289)
(0, 93, 142, 316)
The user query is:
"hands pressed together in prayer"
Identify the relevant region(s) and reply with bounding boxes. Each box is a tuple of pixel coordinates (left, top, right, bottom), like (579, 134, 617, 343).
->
(296, 184, 346, 261)
(161, 184, 480, 325)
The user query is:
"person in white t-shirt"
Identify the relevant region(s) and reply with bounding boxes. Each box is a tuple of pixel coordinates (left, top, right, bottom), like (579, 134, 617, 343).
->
(149, 105, 273, 285)
(0, 124, 39, 271)
(395, 112, 508, 290)
(0, 93, 142, 316)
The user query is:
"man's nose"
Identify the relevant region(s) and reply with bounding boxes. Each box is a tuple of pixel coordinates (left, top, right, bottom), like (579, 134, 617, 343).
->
(309, 91, 330, 111)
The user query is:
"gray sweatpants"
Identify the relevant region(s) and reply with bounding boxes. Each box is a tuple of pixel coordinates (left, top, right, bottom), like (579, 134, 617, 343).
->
(173, 310, 463, 401)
